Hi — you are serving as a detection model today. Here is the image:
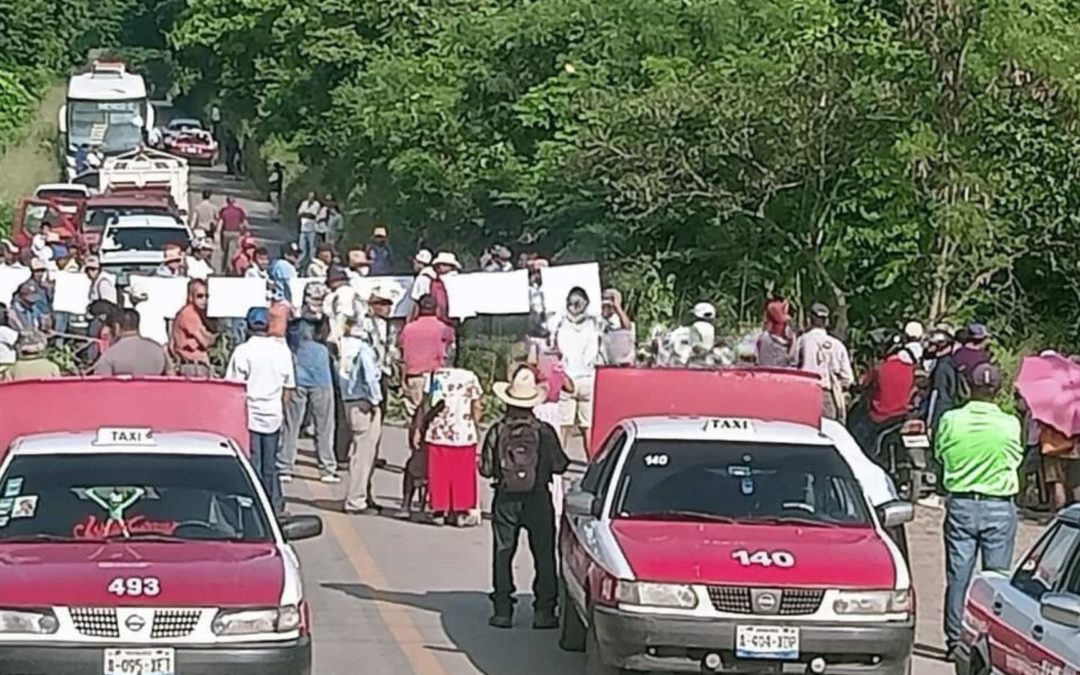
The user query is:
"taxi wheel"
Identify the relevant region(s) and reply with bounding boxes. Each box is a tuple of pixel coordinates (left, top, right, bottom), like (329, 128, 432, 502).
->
(585, 613, 627, 675)
(558, 582, 586, 652)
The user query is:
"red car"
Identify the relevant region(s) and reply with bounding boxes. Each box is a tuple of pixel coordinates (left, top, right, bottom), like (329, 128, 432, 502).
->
(0, 378, 321, 675)
(162, 119, 217, 166)
(559, 368, 915, 674)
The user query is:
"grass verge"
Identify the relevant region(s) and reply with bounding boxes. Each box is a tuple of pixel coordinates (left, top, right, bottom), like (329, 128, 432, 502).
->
(0, 82, 64, 203)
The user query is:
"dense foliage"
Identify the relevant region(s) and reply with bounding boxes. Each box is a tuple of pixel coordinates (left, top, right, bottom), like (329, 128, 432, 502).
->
(0, 0, 150, 151)
(171, 0, 1080, 344)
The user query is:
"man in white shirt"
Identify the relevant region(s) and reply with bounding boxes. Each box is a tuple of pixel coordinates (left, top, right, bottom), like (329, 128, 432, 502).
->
(226, 307, 296, 517)
(84, 256, 118, 305)
(793, 303, 854, 421)
(297, 192, 321, 268)
(314, 193, 333, 244)
(244, 247, 271, 279)
(407, 250, 435, 319)
(187, 239, 215, 280)
(190, 190, 219, 233)
(323, 266, 357, 345)
(307, 243, 334, 279)
(554, 287, 605, 449)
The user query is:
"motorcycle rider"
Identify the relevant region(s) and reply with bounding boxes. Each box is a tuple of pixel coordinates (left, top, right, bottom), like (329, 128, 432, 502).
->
(925, 327, 961, 432)
(851, 335, 916, 455)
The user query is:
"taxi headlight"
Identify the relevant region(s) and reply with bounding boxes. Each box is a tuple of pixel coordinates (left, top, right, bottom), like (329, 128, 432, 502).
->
(211, 605, 301, 635)
(616, 582, 698, 609)
(0, 609, 59, 634)
(833, 590, 912, 615)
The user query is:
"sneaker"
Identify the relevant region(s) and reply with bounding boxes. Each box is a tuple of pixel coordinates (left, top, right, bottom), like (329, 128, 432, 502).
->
(319, 474, 341, 484)
(279, 474, 293, 483)
(488, 613, 513, 629)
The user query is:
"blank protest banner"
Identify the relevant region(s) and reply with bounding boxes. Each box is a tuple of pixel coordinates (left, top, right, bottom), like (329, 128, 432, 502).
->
(350, 275, 415, 318)
(207, 277, 269, 318)
(0, 267, 30, 305)
(129, 276, 189, 318)
(445, 270, 530, 318)
(540, 263, 602, 327)
(53, 272, 91, 314)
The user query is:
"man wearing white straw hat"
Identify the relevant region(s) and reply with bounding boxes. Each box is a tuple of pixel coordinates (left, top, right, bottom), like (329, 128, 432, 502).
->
(480, 365, 570, 630)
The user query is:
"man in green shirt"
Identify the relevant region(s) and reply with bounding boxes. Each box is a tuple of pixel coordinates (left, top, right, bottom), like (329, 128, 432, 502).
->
(6, 331, 61, 381)
(934, 362, 1021, 661)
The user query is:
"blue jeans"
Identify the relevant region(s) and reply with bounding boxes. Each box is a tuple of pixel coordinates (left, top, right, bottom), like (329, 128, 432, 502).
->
(250, 431, 284, 516)
(299, 231, 318, 271)
(943, 496, 1017, 648)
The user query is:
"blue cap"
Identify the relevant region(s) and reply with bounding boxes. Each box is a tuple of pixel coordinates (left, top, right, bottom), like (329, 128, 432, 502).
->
(246, 307, 270, 330)
(967, 323, 990, 340)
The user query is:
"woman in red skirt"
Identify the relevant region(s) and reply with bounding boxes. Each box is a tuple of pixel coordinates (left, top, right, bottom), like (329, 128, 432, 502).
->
(424, 367, 484, 526)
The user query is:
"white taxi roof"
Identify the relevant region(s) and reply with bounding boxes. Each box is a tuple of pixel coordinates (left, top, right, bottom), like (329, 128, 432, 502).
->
(106, 214, 185, 229)
(628, 416, 832, 446)
(10, 431, 236, 457)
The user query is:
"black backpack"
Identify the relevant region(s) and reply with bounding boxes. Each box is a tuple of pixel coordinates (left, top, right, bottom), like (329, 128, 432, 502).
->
(496, 417, 542, 493)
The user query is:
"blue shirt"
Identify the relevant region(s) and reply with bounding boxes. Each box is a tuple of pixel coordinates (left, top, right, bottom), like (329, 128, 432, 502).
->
(368, 243, 393, 276)
(269, 259, 298, 302)
(288, 321, 332, 389)
(338, 336, 382, 405)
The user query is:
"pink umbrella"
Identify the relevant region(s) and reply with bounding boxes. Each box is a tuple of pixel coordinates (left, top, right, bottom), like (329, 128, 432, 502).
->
(1016, 353, 1080, 436)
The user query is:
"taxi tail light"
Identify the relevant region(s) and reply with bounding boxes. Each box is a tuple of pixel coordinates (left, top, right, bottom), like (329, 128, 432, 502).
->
(299, 600, 311, 636)
(901, 419, 926, 435)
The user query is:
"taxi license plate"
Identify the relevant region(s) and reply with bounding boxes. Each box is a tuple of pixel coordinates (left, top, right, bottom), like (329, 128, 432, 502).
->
(901, 434, 930, 449)
(735, 626, 799, 659)
(103, 648, 175, 675)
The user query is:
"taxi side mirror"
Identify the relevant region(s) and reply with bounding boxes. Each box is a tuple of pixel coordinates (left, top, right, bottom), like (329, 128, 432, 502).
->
(281, 514, 323, 541)
(565, 491, 603, 518)
(876, 500, 914, 528)
(1041, 593, 1080, 629)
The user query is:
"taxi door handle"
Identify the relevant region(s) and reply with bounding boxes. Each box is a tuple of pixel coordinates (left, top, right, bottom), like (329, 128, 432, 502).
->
(992, 600, 1003, 616)
(1032, 624, 1044, 641)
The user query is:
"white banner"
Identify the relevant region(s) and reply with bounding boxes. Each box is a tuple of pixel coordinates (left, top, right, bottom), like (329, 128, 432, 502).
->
(444, 270, 531, 318)
(0, 267, 30, 305)
(128, 276, 189, 319)
(207, 277, 269, 318)
(52, 271, 91, 314)
(540, 262, 602, 328)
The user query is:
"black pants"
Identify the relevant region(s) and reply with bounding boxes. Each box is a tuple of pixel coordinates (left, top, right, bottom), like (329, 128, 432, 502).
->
(490, 490, 557, 614)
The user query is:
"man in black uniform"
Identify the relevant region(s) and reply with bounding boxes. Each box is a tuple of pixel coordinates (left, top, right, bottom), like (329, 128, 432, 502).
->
(482, 365, 570, 630)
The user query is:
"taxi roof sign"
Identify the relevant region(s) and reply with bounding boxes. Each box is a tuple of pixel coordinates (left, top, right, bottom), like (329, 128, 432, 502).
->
(702, 418, 755, 437)
(95, 427, 155, 446)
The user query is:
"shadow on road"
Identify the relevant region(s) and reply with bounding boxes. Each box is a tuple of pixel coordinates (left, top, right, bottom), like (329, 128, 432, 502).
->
(322, 582, 581, 674)
(913, 642, 949, 662)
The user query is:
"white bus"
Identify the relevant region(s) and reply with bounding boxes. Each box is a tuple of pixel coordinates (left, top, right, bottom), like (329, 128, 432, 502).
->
(58, 62, 155, 180)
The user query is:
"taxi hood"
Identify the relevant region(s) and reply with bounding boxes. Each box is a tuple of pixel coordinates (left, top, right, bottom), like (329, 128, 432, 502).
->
(612, 520, 896, 588)
(0, 378, 250, 459)
(0, 541, 282, 606)
(589, 367, 823, 456)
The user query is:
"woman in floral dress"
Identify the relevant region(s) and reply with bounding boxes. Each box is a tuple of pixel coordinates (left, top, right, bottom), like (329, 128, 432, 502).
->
(424, 367, 484, 526)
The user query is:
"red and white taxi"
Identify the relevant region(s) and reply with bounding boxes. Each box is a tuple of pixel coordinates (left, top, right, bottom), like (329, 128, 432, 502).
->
(559, 368, 915, 674)
(162, 119, 217, 166)
(0, 378, 320, 675)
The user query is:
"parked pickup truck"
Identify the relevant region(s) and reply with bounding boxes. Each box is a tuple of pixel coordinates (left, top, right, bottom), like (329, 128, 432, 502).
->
(99, 148, 189, 217)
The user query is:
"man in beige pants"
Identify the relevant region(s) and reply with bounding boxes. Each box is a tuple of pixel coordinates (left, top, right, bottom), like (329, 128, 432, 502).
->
(338, 322, 384, 515)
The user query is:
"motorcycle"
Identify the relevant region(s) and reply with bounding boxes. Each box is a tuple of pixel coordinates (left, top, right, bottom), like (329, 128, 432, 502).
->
(871, 417, 940, 502)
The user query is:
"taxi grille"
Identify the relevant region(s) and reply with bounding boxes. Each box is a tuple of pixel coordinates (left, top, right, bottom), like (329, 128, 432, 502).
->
(705, 587, 825, 615)
(151, 609, 201, 638)
(70, 607, 120, 637)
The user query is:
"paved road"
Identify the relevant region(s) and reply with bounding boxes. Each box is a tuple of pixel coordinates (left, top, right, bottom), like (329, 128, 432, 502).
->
(191, 163, 1047, 675)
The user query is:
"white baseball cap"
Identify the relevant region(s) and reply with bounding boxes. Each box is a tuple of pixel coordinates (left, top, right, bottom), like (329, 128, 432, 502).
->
(414, 249, 433, 265)
(692, 302, 716, 320)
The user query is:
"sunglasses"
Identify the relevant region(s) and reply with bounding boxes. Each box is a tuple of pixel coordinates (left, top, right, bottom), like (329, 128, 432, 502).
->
(194, 293, 208, 299)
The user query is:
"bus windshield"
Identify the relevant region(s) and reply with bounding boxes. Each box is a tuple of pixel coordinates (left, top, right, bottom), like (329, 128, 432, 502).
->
(67, 99, 145, 154)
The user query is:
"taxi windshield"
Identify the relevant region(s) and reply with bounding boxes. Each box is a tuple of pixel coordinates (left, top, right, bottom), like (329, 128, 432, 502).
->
(0, 454, 273, 543)
(613, 440, 872, 527)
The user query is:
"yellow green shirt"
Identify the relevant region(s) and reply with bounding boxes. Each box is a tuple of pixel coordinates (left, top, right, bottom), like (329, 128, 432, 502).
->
(935, 401, 1023, 496)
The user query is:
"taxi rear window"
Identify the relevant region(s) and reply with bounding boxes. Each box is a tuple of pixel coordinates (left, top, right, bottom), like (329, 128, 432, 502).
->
(0, 454, 273, 543)
(612, 440, 871, 527)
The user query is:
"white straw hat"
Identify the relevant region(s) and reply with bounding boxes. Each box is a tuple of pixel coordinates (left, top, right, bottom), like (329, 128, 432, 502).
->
(493, 366, 549, 409)
(432, 252, 461, 269)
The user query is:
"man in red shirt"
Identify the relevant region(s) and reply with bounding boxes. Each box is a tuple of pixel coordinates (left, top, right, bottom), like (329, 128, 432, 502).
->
(398, 294, 455, 418)
(852, 339, 916, 454)
(217, 196, 248, 272)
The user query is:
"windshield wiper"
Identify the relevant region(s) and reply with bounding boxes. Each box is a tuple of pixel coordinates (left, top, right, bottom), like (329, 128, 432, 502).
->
(743, 516, 832, 528)
(101, 533, 186, 543)
(0, 534, 80, 543)
(621, 510, 738, 523)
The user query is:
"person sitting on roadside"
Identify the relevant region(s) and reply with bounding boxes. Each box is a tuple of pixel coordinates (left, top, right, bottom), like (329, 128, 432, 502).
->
(171, 280, 215, 377)
(94, 309, 173, 376)
(6, 330, 60, 380)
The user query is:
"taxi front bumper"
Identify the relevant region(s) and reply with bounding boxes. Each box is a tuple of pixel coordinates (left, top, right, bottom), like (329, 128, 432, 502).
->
(0, 636, 311, 675)
(593, 607, 913, 674)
